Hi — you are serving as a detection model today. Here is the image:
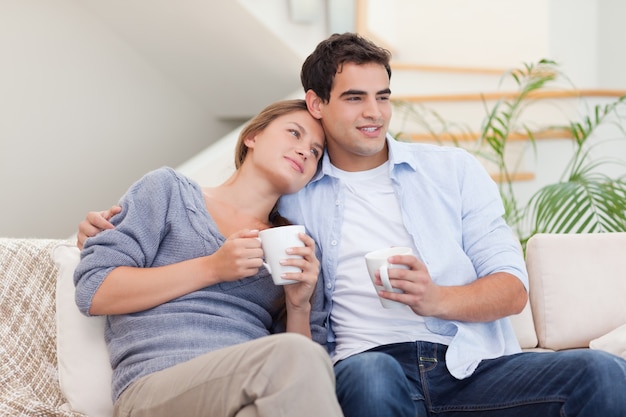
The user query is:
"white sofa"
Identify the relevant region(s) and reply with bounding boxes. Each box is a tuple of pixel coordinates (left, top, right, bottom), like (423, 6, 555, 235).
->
(1, 233, 625, 416)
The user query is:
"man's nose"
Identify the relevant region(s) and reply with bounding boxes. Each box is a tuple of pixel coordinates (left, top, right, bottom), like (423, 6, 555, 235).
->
(363, 97, 382, 119)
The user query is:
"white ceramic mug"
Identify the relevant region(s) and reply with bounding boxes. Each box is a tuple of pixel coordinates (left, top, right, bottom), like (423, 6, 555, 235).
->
(364, 247, 413, 309)
(258, 225, 306, 285)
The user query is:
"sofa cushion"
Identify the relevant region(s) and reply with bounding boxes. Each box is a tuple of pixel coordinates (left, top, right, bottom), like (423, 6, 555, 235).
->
(53, 243, 113, 417)
(0, 238, 83, 416)
(589, 324, 626, 359)
(526, 232, 626, 351)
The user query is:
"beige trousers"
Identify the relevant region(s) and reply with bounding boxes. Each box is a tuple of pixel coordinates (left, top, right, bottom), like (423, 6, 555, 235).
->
(113, 333, 344, 417)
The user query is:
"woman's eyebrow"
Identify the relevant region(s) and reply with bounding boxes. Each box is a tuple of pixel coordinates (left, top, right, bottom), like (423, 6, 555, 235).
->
(293, 122, 324, 150)
(291, 121, 324, 151)
(291, 121, 305, 132)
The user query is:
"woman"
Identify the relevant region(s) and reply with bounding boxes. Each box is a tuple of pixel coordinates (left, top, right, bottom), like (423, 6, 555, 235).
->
(74, 99, 342, 417)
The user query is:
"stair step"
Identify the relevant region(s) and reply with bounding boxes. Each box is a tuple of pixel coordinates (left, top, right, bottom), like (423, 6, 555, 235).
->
(396, 128, 573, 143)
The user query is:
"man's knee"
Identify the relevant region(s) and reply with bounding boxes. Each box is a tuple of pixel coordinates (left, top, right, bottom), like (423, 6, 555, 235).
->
(582, 350, 626, 390)
(335, 352, 405, 398)
(336, 351, 404, 379)
(335, 352, 414, 417)
(567, 350, 626, 414)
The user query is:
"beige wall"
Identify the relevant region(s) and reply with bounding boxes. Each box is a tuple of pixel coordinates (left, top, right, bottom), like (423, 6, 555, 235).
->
(0, 0, 303, 239)
(0, 0, 229, 238)
(367, 0, 550, 68)
(364, 0, 626, 89)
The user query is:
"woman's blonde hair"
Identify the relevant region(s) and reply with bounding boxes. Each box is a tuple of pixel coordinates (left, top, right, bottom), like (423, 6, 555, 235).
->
(234, 99, 319, 226)
(234, 99, 310, 168)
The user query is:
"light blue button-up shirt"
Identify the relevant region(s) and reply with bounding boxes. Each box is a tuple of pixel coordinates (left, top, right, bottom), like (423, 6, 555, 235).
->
(279, 136, 528, 379)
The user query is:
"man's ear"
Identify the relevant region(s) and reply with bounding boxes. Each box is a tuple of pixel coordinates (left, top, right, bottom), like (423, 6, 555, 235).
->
(305, 90, 323, 119)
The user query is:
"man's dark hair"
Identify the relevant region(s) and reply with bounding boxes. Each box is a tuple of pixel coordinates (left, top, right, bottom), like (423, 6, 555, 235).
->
(300, 32, 392, 102)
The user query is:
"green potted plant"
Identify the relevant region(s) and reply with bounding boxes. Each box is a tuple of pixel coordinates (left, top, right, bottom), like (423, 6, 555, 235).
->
(392, 59, 626, 249)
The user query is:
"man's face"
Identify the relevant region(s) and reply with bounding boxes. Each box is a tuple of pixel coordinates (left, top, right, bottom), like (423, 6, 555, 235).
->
(309, 62, 392, 172)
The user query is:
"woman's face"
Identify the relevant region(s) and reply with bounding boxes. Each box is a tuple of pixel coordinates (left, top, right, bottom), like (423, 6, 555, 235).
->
(246, 110, 325, 194)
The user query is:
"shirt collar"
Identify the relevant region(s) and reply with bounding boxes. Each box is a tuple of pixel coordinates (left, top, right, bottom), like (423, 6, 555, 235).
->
(310, 133, 417, 184)
(387, 134, 418, 170)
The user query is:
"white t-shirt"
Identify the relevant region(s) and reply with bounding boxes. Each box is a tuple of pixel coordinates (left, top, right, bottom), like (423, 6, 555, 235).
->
(330, 162, 452, 363)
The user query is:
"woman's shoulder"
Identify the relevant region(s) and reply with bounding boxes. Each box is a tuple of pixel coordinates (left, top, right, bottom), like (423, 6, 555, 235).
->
(131, 167, 196, 190)
(141, 166, 182, 182)
(120, 167, 200, 207)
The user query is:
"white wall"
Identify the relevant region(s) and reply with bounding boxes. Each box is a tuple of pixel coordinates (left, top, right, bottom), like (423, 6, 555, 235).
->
(0, 0, 242, 238)
(365, 0, 626, 91)
(547, 0, 599, 88)
(238, 0, 328, 60)
(548, 0, 626, 90)
(596, 0, 626, 89)
(367, 0, 550, 68)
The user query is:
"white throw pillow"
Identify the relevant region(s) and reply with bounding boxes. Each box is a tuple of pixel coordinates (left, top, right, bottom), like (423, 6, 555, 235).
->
(589, 324, 626, 360)
(52, 243, 113, 417)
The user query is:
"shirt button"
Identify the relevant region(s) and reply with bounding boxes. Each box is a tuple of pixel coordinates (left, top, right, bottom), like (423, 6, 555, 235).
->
(331, 240, 337, 246)
(326, 283, 332, 289)
(335, 200, 340, 205)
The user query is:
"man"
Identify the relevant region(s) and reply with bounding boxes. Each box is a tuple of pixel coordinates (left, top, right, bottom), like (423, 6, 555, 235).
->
(80, 33, 626, 416)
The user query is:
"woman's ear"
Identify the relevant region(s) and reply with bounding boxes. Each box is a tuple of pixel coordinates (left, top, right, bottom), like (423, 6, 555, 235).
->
(243, 133, 257, 148)
(305, 90, 323, 119)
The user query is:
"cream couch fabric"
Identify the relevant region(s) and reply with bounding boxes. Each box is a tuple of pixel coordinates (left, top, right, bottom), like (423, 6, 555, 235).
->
(512, 232, 626, 354)
(1, 234, 625, 416)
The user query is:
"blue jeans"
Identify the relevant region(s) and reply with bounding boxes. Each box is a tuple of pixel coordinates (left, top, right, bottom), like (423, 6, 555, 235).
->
(334, 341, 626, 417)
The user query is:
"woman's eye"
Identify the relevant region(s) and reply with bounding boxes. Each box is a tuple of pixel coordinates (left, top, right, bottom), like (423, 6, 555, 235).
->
(289, 129, 301, 138)
(310, 148, 320, 158)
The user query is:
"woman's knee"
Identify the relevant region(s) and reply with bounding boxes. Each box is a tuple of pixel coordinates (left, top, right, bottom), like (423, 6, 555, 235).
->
(272, 333, 326, 356)
(269, 333, 332, 370)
